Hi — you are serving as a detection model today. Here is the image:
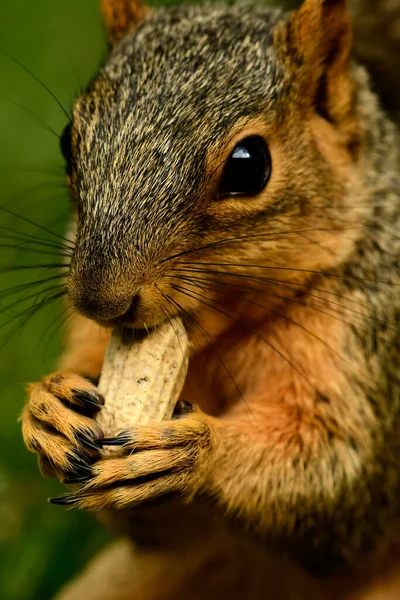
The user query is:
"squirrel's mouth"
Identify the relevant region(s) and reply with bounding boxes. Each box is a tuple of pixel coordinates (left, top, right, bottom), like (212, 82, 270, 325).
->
(117, 295, 140, 322)
(94, 297, 180, 332)
(96, 315, 173, 333)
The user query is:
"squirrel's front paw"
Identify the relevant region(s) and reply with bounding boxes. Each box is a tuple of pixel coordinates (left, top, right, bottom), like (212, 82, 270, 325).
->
(21, 372, 104, 480)
(50, 411, 215, 510)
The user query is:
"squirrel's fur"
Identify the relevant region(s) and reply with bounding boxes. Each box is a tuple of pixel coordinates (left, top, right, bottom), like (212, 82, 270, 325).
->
(21, 0, 400, 598)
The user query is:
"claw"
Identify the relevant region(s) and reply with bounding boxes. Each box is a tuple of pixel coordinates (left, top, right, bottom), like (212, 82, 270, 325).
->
(173, 401, 195, 418)
(62, 472, 93, 485)
(48, 495, 78, 506)
(95, 432, 130, 447)
(75, 432, 101, 452)
(72, 390, 105, 410)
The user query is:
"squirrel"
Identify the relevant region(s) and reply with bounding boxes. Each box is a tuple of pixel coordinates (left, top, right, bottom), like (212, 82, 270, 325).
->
(20, 0, 400, 598)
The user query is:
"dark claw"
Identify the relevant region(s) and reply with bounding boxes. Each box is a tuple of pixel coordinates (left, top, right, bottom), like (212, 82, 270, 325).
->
(96, 432, 130, 447)
(62, 472, 93, 485)
(72, 389, 105, 410)
(173, 400, 195, 419)
(48, 495, 78, 506)
(75, 432, 101, 452)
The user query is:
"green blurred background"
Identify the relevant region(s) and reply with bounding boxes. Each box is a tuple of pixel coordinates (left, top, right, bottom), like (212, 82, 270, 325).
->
(0, 0, 293, 598)
(0, 2, 108, 598)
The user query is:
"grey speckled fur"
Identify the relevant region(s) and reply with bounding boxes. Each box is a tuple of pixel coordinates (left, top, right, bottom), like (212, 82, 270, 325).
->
(72, 4, 286, 287)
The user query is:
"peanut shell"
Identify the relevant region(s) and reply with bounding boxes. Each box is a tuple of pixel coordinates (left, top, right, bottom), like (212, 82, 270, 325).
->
(97, 319, 189, 444)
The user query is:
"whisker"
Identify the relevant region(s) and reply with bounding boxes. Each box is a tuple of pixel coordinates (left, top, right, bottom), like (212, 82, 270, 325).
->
(156, 288, 188, 366)
(2, 181, 68, 213)
(0, 205, 74, 246)
(0, 273, 67, 301)
(0, 240, 72, 256)
(44, 308, 74, 361)
(0, 264, 68, 273)
(165, 295, 217, 387)
(0, 224, 73, 252)
(170, 268, 377, 332)
(0, 284, 67, 319)
(173, 266, 374, 311)
(170, 270, 380, 327)
(171, 275, 350, 365)
(0, 244, 71, 258)
(0, 94, 60, 138)
(161, 308, 189, 370)
(0, 288, 66, 347)
(295, 231, 336, 257)
(0, 47, 71, 121)
(166, 293, 253, 415)
(179, 260, 399, 287)
(161, 227, 362, 265)
(171, 283, 317, 392)
(38, 303, 72, 356)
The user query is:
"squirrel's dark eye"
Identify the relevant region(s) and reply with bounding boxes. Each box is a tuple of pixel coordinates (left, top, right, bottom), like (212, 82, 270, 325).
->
(219, 135, 271, 198)
(60, 123, 73, 173)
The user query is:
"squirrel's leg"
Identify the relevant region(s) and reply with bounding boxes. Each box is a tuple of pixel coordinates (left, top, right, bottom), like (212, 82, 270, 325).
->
(21, 313, 109, 478)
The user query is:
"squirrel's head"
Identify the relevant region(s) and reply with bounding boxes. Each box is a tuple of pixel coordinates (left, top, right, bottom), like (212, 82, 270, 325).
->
(65, 0, 367, 331)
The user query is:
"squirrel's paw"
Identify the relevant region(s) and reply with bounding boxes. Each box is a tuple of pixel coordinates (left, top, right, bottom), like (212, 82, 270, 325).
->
(21, 372, 104, 479)
(50, 410, 215, 510)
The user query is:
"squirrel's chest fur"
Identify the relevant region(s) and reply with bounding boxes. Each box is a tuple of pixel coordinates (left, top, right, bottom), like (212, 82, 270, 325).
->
(184, 298, 346, 417)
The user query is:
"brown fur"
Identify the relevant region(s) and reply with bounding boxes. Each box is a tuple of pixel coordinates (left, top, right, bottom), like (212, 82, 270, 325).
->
(54, 536, 400, 600)
(101, 0, 149, 44)
(20, 0, 400, 597)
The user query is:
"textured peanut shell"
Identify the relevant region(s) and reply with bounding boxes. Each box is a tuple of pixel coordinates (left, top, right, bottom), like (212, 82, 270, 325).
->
(97, 319, 189, 442)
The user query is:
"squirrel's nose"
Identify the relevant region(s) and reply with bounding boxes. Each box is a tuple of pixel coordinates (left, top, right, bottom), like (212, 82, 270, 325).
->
(119, 296, 140, 323)
(69, 288, 139, 323)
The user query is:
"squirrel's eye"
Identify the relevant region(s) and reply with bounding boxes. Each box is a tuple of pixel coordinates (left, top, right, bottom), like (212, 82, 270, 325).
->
(60, 123, 73, 173)
(218, 135, 271, 198)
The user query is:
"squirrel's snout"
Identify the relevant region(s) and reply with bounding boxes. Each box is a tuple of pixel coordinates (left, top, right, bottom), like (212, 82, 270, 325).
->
(68, 285, 139, 324)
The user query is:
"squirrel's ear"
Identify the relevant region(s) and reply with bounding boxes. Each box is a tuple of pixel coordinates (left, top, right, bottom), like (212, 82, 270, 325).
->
(101, 0, 149, 44)
(280, 0, 355, 137)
